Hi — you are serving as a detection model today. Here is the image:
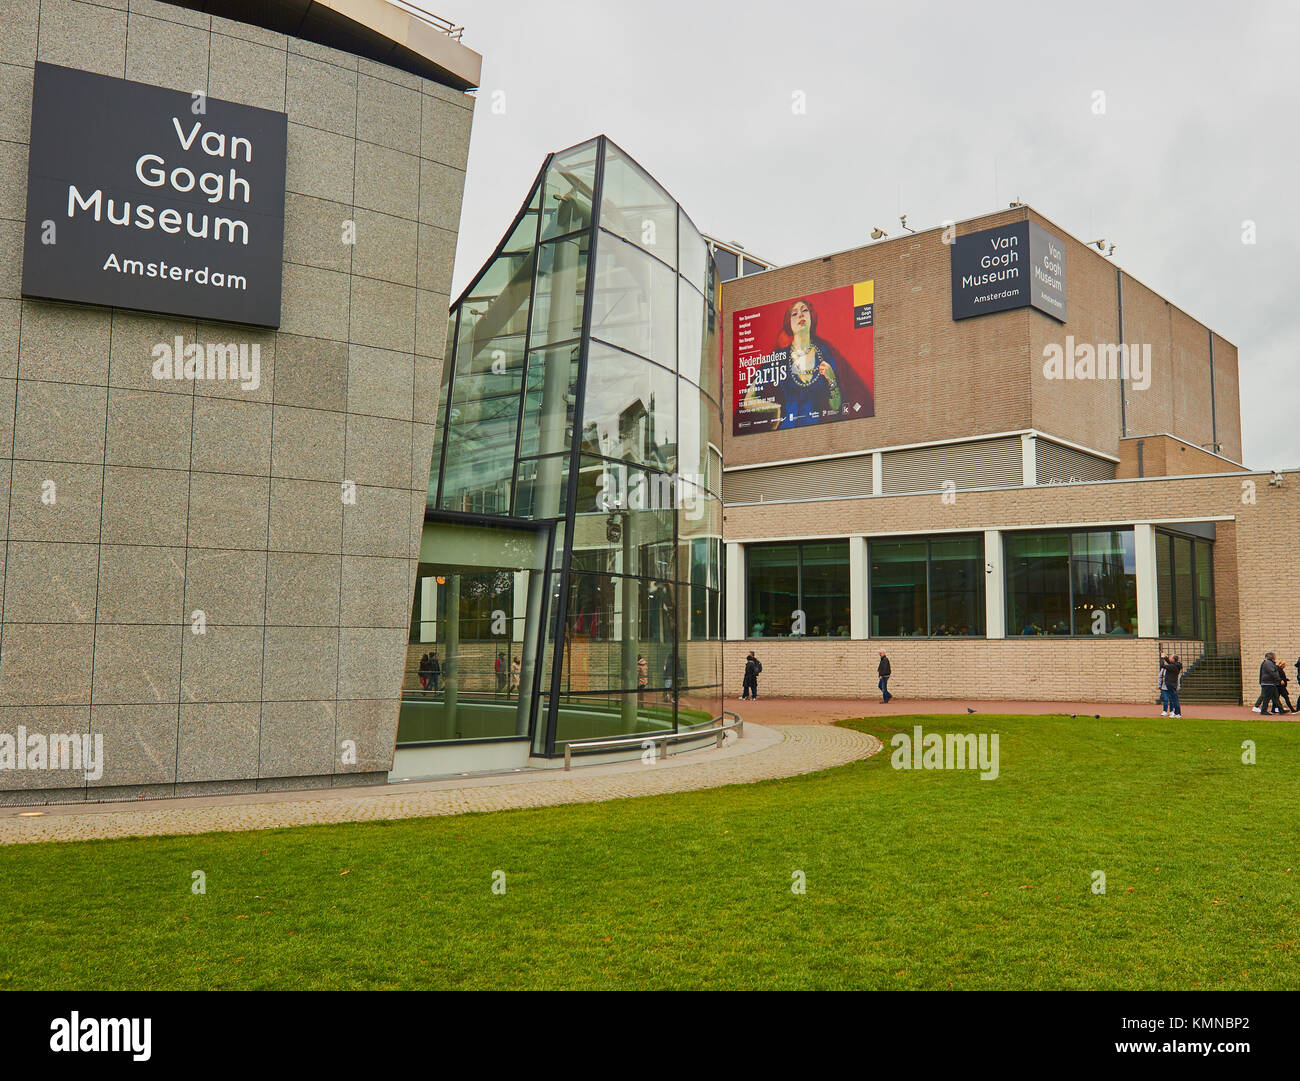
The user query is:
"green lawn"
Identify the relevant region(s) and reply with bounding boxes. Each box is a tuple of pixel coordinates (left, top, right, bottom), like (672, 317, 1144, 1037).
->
(2, 714, 1297, 990)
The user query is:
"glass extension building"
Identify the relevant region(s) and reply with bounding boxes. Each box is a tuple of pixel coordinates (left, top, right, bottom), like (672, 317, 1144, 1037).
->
(397, 137, 724, 763)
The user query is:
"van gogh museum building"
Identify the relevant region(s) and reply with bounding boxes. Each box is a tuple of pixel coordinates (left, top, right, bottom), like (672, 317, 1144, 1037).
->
(1, 0, 1295, 804)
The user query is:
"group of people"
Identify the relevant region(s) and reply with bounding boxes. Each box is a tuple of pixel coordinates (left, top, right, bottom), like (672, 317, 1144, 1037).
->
(414, 651, 521, 695)
(1253, 652, 1298, 715)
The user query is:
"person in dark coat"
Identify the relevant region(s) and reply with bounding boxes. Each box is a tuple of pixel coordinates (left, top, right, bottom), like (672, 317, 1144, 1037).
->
(428, 650, 441, 693)
(741, 651, 761, 700)
(1259, 653, 1283, 715)
(1161, 654, 1183, 718)
(877, 649, 892, 703)
(1278, 660, 1295, 714)
(418, 652, 432, 691)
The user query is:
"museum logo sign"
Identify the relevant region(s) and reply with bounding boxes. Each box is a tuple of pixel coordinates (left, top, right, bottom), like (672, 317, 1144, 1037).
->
(950, 221, 1067, 323)
(21, 62, 287, 328)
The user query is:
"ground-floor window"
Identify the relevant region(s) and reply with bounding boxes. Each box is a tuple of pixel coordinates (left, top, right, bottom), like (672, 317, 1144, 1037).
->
(869, 534, 985, 636)
(1156, 529, 1215, 641)
(1005, 528, 1137, 636)
(746, 540, 851, 637)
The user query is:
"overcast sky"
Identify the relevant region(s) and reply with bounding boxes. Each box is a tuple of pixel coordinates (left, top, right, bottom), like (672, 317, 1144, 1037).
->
(426, 0, 1299, 470)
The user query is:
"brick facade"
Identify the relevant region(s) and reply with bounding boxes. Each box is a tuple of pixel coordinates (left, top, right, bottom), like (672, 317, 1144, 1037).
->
(724, 471, 1298, 703)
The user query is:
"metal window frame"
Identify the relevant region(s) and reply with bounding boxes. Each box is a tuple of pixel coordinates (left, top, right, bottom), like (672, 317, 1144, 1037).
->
(866, 535, 982, 639)
(1155, 528, 1216, 641)
(1002, 527, 1139, 637)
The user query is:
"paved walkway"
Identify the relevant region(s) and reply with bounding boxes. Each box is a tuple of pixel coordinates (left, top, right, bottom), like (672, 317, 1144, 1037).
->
(724, 697, 1284, 725)
(0, 723, 881, 846)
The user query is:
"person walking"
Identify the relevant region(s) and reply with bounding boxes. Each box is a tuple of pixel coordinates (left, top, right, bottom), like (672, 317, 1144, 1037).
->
(636, 653, 648, 707)
(877, 649, 892, 703)
(741, 651, 761, 700)
(509, 655, 521, 695)
(495, 652, 506, 696)
(1258, 652, 1283, 715)
(418, 651, 432, 691)
(1278, 659, 1295, 714)
(1162, 654, 1183, 718)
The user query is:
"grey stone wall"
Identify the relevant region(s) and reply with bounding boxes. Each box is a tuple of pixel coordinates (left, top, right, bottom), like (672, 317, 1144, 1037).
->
(0, 0, 472, 802)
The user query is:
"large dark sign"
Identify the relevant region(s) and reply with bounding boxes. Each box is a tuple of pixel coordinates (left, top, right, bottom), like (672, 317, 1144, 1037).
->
(950, 221, 1067, 323)
(22, 63, 287, 327)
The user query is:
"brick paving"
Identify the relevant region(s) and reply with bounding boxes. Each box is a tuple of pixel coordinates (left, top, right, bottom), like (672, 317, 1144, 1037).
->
(0, 723, 881, 846)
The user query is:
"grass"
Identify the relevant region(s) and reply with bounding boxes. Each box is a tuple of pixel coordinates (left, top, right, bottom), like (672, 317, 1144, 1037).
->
(1, 713, 1297, 989)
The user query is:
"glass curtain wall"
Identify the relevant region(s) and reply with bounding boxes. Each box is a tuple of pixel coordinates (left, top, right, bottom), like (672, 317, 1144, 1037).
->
(409, 137, 723, 755)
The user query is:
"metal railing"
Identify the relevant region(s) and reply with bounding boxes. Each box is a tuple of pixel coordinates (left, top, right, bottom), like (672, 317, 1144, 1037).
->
(563, 711, 743, 771)
(388, 1, 465, 39)
(1157, 640, 1242, 704)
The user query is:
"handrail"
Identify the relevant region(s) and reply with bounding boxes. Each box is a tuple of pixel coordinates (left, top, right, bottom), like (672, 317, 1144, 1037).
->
(387, 1, 465, 39)
(563, 712, 742, 771)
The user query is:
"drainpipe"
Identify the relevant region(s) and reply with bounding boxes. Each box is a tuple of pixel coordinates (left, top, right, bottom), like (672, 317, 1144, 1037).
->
(1136, 438, 1144, 478)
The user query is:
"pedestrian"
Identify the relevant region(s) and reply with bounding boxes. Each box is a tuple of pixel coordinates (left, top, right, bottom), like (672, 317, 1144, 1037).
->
(741, 651, 761, 700)
(1157, 654, 1169, 715)
(663, 654, 674, 702)
(637, 653, 648, 706)
(418, 651, 431, 691)
(510, 655, 521, 695)
(1278, 659, 1295, 714)
(877, 649, 892, 703)
(1258, 652, 1283, 715)
(1162, 654, 1183, 718)
(428, 650, 441, 693)
(495, 652, 506, 695)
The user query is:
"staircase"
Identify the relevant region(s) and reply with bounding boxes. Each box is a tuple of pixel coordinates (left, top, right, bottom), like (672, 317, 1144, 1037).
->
(1161, 640, 1242, 704)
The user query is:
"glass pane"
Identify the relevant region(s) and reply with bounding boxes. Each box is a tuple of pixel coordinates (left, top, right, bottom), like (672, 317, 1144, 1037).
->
(677, 379, 707, 491)
(529, 232, 589, 348)
(1172, 535, 1195, 639)
(681, 635, 721, 688)
(552, 691, 675, 748)
(540, 140, 598, 241)
(439, 317, 529, 514)
(571, 455, 676, 578)
(518, 342, 580, 462)
(870, 539, 927, 637)
(600, 144, 677, 267)
(1071, 529, 1137, 636)
(929, 535, 985, 636)
(590, 233, 676, 367)
(397, 560, 542, 745)
(678, 277, 706, 387)
(1195, 539, 1215, 642)
(703, 263, 720, 403)
(800, 541, 851, 638)
(581, 346, 676, 471)
(747, 544, 798, 638)
(1156, 532, 1174, 638)
(678, 209, 708, 291)
(513, 454, 570, 521)
(1005, 532, 1071, 636)
(712, 246, 738, 281)
(559, 572, 675, 693)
